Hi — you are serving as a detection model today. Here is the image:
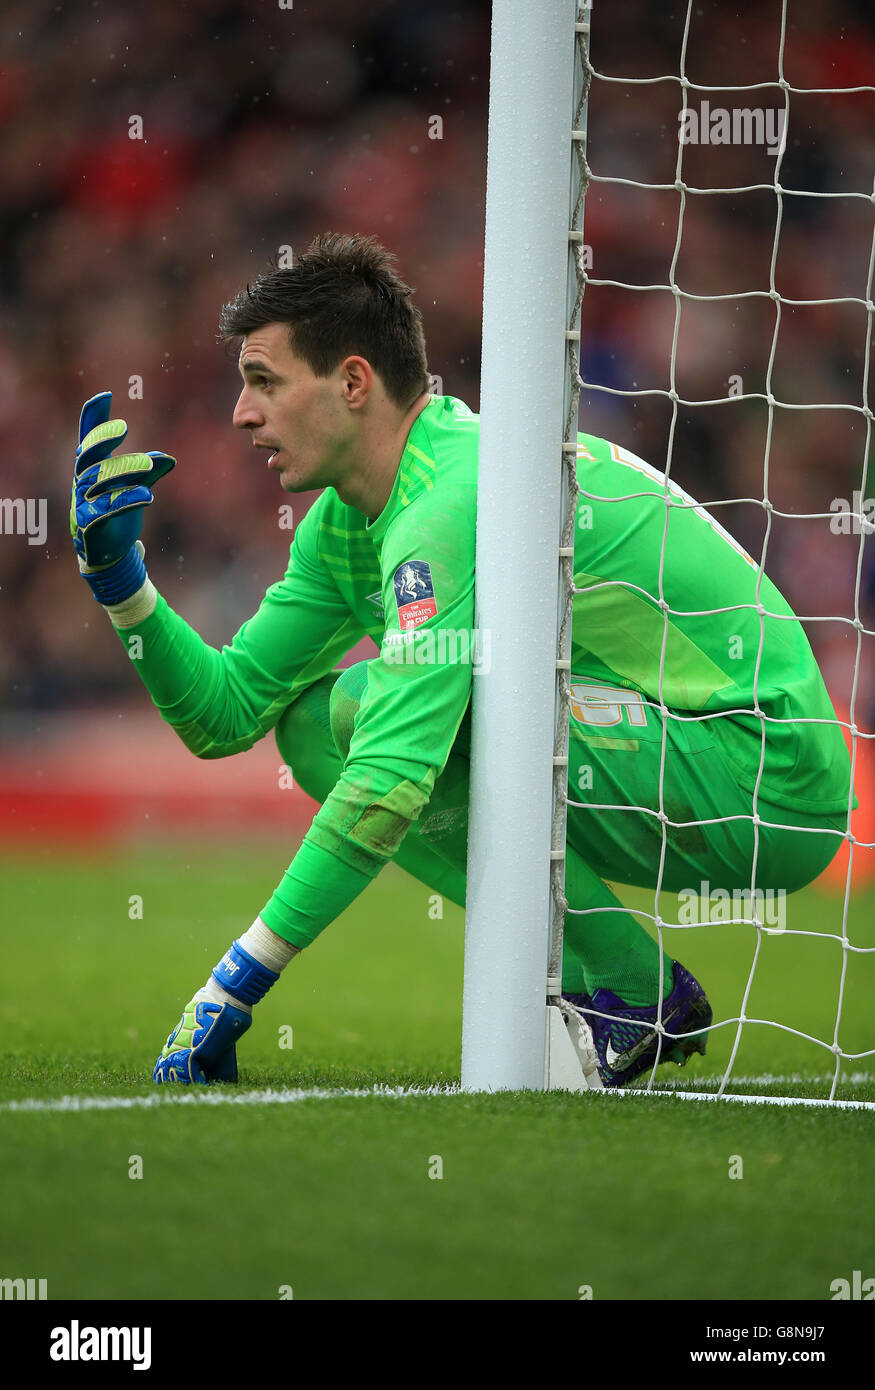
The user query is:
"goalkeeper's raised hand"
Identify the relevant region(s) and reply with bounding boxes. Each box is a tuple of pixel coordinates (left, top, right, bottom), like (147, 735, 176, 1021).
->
(70, 391, 175, 605)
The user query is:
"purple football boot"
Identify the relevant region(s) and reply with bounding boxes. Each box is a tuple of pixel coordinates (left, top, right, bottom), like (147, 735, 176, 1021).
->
(563, 961, 712, 1088)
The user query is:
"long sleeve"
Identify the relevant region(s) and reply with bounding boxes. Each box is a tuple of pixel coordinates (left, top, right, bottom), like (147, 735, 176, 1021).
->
(113, 493, 366, 758)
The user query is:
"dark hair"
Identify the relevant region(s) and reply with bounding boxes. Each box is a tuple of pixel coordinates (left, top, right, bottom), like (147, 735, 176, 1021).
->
(218, 232, 431, 410)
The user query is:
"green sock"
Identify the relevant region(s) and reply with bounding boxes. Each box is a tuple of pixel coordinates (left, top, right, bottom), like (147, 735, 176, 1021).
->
(562, 846, 673, 1004)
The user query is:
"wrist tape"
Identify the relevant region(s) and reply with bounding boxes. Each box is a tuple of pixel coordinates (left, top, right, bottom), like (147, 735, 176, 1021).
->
(212, 940, 280, 1006)
(80, 544, 147, 605)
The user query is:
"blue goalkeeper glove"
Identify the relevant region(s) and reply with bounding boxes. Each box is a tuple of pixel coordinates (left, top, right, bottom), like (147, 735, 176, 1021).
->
(70, 391, 175, 605)
(153, 993, 253, 1085)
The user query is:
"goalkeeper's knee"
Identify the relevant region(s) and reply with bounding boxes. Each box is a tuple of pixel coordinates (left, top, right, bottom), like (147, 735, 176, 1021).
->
(275, 674, 341, 802)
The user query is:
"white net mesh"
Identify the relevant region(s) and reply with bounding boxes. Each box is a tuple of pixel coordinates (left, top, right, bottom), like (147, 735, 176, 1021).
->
(552, 0, 875, 1102)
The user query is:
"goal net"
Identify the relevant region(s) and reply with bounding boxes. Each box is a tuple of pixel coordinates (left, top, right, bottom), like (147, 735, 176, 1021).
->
(462, 0, 875, 1107)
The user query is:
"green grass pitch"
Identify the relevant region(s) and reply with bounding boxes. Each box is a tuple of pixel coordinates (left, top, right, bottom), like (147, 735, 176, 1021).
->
(0, 843, 872, 1301)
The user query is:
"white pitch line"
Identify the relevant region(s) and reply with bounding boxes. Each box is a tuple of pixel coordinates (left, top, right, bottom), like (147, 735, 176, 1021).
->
(0, 1084, 459, 1114)
(599, 1089, 875, 1111)
(0, 1078, 872, 1114)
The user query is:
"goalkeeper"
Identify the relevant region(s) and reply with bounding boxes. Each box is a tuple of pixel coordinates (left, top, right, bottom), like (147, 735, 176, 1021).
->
(70, 232, 853, 1089)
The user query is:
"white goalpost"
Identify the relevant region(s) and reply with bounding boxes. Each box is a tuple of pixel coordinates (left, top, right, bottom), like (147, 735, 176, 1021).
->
(462, 0, 593, 1093)
(462, 0, 875, 1103)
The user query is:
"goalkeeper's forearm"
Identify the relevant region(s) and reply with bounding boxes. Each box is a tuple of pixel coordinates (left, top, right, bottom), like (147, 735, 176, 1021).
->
(100, 574, 276, 759)
(103, 571, 399, 946)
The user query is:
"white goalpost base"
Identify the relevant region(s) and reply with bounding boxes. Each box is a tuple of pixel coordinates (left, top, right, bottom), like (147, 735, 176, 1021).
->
(545, 1003, 604, 1092)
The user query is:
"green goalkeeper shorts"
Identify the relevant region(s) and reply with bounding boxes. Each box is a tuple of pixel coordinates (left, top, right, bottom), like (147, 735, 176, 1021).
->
(563, 677, 847, 899)
(279, 662, 847, 910)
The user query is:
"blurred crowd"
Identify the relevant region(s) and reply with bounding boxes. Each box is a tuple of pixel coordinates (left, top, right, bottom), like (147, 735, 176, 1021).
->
(1, 0, 874, 726)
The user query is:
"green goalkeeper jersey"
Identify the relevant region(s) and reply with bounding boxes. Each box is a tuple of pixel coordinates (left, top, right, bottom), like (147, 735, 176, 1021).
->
(568, 433, 851, 814)
(117, 394, 851, 943)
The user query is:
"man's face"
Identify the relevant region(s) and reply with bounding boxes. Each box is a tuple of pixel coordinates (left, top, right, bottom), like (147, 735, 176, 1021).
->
(232, 322, 354, 493)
